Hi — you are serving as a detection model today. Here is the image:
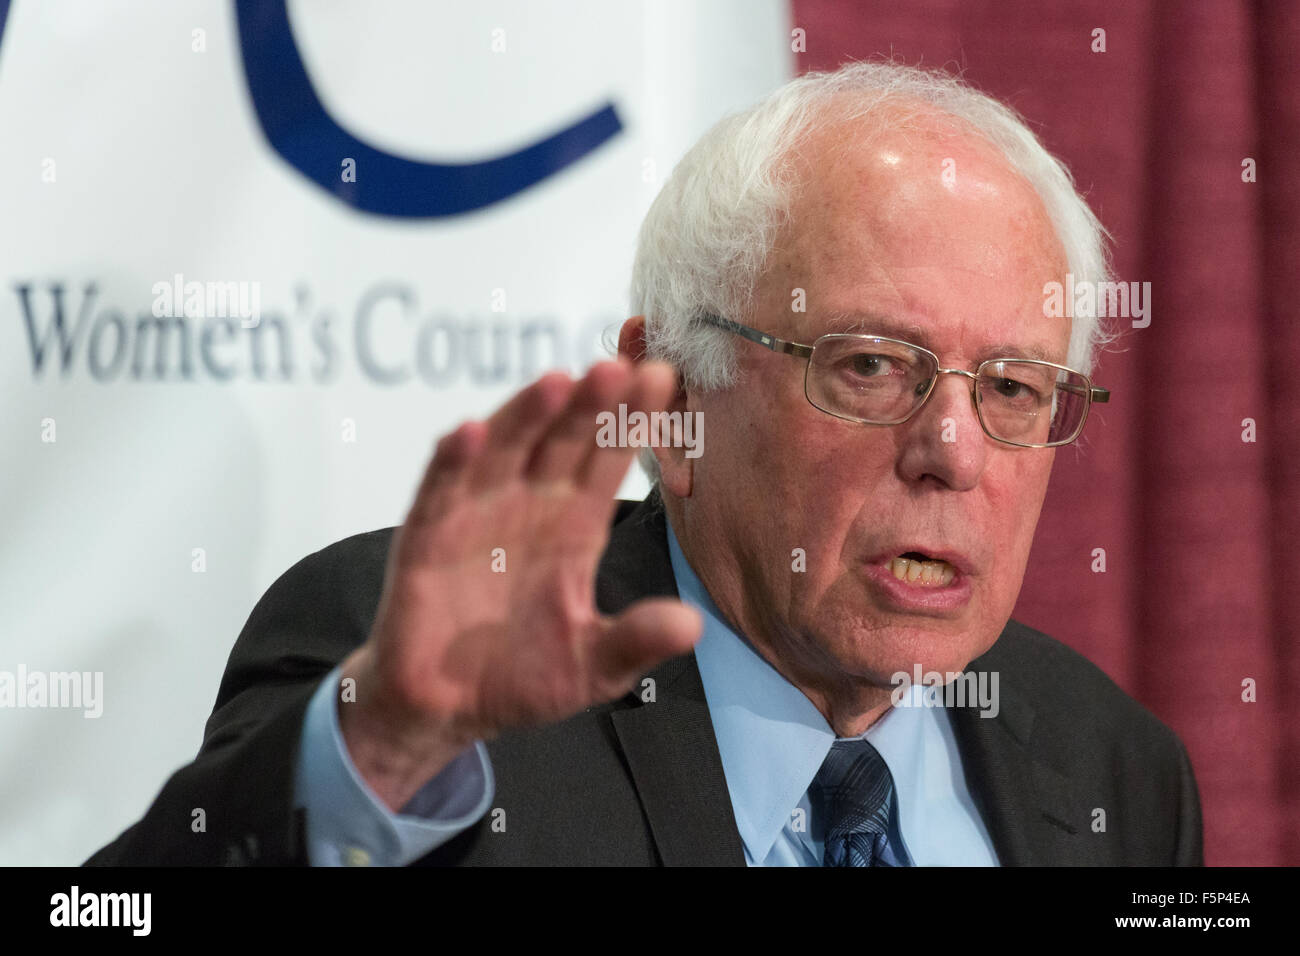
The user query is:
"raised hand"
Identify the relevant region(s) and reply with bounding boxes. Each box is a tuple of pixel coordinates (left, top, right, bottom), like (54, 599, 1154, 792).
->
(336, 359, 703, 811)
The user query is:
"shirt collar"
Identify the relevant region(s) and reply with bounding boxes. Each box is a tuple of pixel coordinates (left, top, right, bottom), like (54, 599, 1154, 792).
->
(666, 519, 922, 862)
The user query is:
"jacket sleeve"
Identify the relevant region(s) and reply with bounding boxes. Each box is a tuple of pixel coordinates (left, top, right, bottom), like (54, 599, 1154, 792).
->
(83, 530, 390, 865)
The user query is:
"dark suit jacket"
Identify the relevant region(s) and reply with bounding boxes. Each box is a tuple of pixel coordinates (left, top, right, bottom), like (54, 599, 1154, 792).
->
(85, 493, 1203, 866)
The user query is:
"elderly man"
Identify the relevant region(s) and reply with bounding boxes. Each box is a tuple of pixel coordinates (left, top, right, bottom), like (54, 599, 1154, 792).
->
(87, 62, 1201, 867)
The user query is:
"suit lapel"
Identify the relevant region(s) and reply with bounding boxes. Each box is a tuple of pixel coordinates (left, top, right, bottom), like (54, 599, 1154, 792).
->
(609, 656, 747, 866)
(947, 637, 1091, 865)
(596, 493, 746, 866)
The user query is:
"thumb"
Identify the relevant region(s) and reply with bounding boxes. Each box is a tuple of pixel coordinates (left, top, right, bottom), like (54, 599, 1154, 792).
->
(592, 598, 703, 685)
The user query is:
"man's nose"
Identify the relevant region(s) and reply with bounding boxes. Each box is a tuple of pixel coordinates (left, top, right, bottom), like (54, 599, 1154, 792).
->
(894, 373, 990, 490)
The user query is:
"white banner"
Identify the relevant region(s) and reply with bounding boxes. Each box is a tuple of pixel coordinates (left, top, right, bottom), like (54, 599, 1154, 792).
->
(0, 0, 792, 864)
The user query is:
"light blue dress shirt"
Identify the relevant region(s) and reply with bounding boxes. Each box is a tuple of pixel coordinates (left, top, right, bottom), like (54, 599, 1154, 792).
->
(666, 522, 999, 866)
(293, 517, 1000, 866)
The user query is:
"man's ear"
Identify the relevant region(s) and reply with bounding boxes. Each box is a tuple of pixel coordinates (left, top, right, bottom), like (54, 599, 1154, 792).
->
(617, 315, 648, 362)
(617, 315, 694, 499)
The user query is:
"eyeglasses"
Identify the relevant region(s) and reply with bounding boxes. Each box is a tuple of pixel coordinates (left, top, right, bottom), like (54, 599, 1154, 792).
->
(698, 313, 1110, 448)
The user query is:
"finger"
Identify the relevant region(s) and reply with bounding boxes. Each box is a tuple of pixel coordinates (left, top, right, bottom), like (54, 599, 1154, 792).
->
(578, 360, 680, 494)
(590, 598, 703, 690)
(405, 420, 488, 530)
(526, 360, 632, 484)
(469, 371, 575, 488)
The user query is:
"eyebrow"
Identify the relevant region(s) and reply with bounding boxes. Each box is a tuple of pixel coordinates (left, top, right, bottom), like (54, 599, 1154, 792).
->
(815, 310, 1064, 364)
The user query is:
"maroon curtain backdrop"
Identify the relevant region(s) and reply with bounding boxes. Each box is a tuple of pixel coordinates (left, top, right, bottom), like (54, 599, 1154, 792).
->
(791, 0, 1299, 866)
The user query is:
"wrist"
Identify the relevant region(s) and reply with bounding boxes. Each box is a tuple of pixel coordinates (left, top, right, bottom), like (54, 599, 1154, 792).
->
(335, 649, 480, 812)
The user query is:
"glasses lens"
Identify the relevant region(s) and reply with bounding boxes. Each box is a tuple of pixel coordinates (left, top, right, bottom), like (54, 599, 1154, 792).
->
(806, 335, 936, 424)
(977, 361, 1089, 445)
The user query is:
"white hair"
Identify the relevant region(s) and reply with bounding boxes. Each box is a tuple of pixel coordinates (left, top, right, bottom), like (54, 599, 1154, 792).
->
(629, 60, 1115, 478)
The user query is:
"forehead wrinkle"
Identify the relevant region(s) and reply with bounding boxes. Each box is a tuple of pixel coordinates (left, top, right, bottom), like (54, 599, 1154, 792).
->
(817, 309, 926, 341)
(812, 310, 1064, 365)
(976, 341, 1067, 365)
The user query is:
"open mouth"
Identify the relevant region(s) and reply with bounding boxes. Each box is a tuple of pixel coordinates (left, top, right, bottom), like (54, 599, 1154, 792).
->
(887, 552, 957, 587)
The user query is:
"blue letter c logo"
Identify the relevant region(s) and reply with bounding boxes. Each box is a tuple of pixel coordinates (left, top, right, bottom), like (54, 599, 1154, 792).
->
(234, 1, 623, 218)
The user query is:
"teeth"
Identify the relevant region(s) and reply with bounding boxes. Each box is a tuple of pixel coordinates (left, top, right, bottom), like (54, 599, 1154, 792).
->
(888, 556, 956, 587)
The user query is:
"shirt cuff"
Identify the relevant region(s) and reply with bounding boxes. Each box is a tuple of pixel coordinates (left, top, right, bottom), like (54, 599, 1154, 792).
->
(293, 664, 494, 866)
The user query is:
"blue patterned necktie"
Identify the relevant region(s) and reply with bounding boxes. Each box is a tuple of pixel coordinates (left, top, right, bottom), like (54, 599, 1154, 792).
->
(810, 738, 904, 867)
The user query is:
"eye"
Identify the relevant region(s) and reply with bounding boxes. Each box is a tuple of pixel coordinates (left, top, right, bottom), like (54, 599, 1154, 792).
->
(847, 353, 895, 377)
(989, 376, 1044, 404)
